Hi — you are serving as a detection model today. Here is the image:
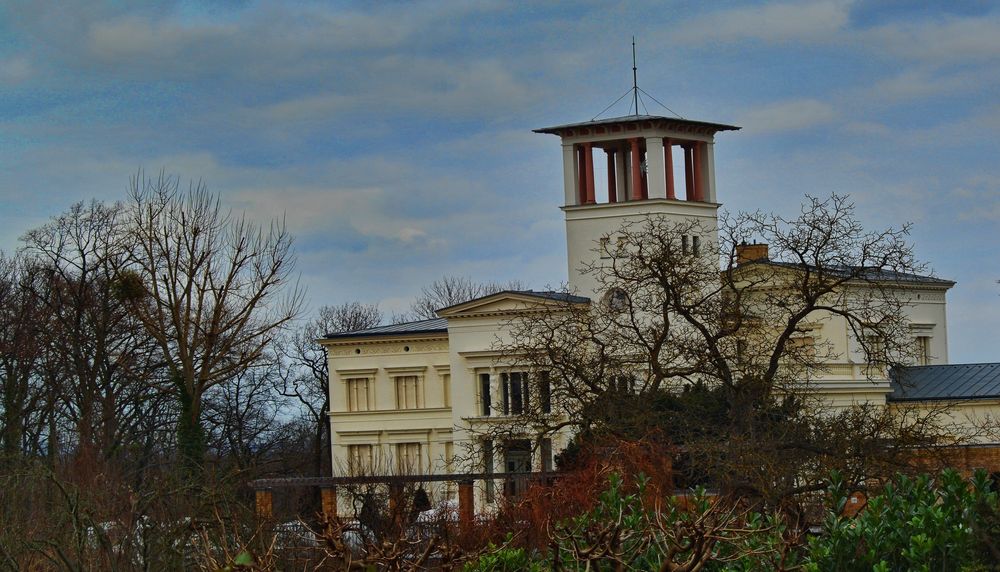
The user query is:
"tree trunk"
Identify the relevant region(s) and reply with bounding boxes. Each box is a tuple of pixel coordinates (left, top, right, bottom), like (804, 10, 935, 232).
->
(1, 366, 26, 460)
(175, 374, 205, 473)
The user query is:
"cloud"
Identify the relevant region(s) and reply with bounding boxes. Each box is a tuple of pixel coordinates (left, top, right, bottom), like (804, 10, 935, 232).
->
(863, 68, 994, 103)
(238, 57, 535, 126)
(242, 94, 354, 124)
(952, 175, 1000, 222)
(863, 15, 1000, 64)
(0, 56, 32, 85)
(672, 1, 850, 45)
(736, 99, 837, 134)
(841, 121, 890, 137)
(85, 16, 236, 73)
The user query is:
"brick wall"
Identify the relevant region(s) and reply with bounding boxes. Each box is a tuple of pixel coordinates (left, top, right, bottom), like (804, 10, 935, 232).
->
(912, 444, 1000, 476)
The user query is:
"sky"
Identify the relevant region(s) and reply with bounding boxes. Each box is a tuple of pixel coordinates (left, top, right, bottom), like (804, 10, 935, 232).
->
(0, 0, 997, 362)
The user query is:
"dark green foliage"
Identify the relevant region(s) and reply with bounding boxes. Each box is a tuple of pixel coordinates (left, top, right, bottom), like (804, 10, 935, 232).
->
(471, 470, 1000, 571)
(804, 469, 1000, 571)
(463, 535, 546, 572)
(543, 474, 799, 571)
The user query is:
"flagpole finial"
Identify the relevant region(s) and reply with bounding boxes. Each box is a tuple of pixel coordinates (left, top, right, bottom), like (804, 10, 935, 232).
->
(632, 37, 639, 116)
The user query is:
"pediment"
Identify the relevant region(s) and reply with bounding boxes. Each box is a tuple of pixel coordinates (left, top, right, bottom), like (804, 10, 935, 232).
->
(436, 291, 588, 319)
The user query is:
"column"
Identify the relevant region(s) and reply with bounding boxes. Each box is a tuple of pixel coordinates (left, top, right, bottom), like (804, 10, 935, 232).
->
(606, 149, 617, 203)
(703, 141, 716, 203)
(615, 143, 628, 202)
(255, 489, 273, 520)
(458, 480, 475, 525)
(562, 143, 577, 206)
(320, 486, 338, 518)
(665, 139, 676, 200)
(692, 142, 704, 202)
(645, 136, 666, 199)
(630, 138, 642, 200)
(583, 142, 595, 204)
(684, 144, 695, 200)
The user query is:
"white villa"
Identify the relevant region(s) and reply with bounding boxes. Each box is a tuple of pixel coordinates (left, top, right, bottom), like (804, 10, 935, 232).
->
(319, 111, 996, 510)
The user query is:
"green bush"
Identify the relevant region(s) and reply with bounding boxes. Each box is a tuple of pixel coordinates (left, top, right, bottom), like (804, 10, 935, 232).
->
(544, 474, 797, 571)
(466, 470, 1000, 571)
(804, 469, 1000, 572)
(463, 535, 547, 572)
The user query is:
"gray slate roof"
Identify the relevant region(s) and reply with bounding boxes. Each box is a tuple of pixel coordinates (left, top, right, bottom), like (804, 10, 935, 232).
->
(534, 114, 740, 135)
(889, 363, 1000, 402)
(752, 261, 954, 286)
(324, 318, 447, 339)
(508, 290, 591, 304)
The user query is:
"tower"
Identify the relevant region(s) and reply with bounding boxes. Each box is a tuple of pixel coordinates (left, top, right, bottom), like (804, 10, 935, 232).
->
(534, 115, 740, 299)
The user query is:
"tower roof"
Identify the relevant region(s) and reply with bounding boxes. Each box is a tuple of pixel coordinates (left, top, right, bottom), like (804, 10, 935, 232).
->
(534, 114, 740, 137)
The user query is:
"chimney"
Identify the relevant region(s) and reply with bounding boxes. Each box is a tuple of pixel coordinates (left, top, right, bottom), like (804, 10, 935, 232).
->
(736, 241, 769, 265)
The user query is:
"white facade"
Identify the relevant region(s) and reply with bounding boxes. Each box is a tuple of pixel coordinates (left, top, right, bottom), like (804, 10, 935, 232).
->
(321, 113, 961, 510)
(321, 293, 579, 509)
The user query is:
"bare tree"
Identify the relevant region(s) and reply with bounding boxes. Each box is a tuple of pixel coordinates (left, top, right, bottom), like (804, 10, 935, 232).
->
(491, 195, 964, 507)
(19, 201, 165, 476)
(203, 361, 300, 474)
(119, 172, 304, 470)
(278, 302, 382, 477)
(399, 275, 526, 322)
(0, 252, 48, 461)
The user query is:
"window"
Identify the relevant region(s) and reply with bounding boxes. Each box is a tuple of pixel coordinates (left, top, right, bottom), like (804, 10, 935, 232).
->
(504, 440, 532, 472)
(605, 288, 629, 312)
(396, 443, 422, 474)
(503, 440, 532, 499)
(736, 339, 748, 365)
(442, 374, 451, 408)
(610, 374, 635, 393)
(692, 235, 701, 256)
(500, 371, 551, 415)
(346, 378, 371, 412)
(616, 236, 627, 254)
(347, 444, 373, 474)
(787, 336, 816, 359)
(682, 235, 690, 255)
(865, 335, 885, 364)
(539, 371, 552, 414)
(395, 375, 421, 409)
(479, 373, 492, 416)
(600, 237, 611, 259)
(502, 372, 528, 415)
(914, 336, 931, 366)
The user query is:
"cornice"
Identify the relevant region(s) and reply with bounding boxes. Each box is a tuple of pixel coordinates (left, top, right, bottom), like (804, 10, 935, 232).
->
(322, 334, 449, 347)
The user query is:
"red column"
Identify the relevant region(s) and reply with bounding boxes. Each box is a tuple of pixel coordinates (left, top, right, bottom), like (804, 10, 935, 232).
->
(458, 481, 474, 526)
(320, 486, 337, 518)
(630, 138, 642, 201)
(255, 489, 273, 520)
(692, 142, 703, 202)
(606, 149, 617, 203)
(583, 143, 595, 204)
(684, 144, 694, 200)
(665, 139, 676, 200)
(577, 145, 587, 205)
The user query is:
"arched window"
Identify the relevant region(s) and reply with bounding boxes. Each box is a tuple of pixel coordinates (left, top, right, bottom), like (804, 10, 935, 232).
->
(605, 288, 629, 312)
